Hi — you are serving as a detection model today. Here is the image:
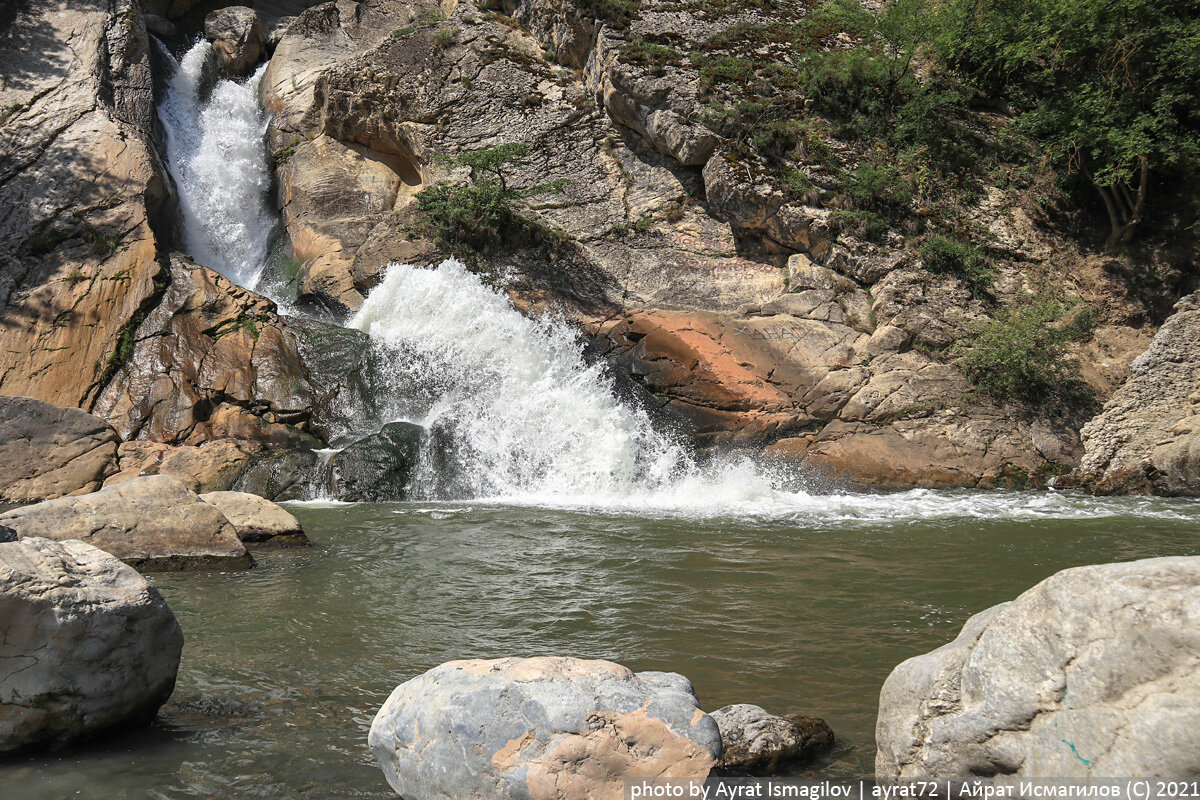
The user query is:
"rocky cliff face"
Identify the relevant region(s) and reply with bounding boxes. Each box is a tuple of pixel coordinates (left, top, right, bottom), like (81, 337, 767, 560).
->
(253, 0, 1169, 488)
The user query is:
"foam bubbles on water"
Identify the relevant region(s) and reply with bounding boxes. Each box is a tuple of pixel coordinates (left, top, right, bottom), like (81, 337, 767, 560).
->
(158, 41, 275, 288)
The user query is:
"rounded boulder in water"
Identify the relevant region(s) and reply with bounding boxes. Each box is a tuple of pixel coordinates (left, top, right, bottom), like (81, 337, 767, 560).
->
(369, 657, 722, 800)
(204, 6, 264, 77)
(0, 538, 183, 753)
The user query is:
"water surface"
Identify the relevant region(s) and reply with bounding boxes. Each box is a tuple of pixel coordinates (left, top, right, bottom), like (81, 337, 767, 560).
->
(3, 493, 1199, 799)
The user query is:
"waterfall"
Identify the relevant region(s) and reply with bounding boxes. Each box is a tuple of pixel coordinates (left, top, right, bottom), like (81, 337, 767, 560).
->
(158, 41, 276, 288)
(349, 259, 805, 510)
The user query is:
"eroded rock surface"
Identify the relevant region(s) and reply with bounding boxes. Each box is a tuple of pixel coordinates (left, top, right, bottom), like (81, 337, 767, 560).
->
(711, 704, 834, 774)
(876, 556, 1200, 780)
(0, 537, 183, 753)
(330, 421, 422, 502)
(369, 656, 722, 800)
(0, 396, 119, 502)
(205, 6, 265, 77)
(0, 475, 253, 571)
(1076, 292, 1200, 495)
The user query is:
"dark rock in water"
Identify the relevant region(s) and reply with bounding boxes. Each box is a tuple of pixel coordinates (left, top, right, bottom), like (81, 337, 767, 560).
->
(204, 6, 264, 77)
(144, 13, 176, 37)
(0, 396, 120, 503)
(0, 526, 16, 543)
(0, 537, 183, 754)
(286, 316, 384, 444)
(710, 704, 834, 774)
(331, 423, 422, 502)
(235, 449, 320, 501)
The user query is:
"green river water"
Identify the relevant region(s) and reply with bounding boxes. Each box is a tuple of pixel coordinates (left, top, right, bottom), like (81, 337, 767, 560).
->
(2, 492, 1199, 799)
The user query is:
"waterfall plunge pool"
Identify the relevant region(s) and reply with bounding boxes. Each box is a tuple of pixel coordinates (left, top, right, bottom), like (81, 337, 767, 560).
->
(2, 496, 1199, 798)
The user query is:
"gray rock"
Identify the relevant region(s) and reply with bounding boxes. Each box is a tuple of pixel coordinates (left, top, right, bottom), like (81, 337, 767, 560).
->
(330, 422, 422, 502)
(0, 537, 183, 753)
(711, 704, 834, 774)
(0, 526, 15, 544)
(143, 13, 176, 37)
(0, 475, 253, 571)
(234, 448, 320, 501)
(199, 490, 308, 546)
(876, 556, 1200, 780)
(369, 657, 721, 800)
(205, 6, 265, 77)
(0, 396, 119, 503)
(1077, 292, 1200, 495)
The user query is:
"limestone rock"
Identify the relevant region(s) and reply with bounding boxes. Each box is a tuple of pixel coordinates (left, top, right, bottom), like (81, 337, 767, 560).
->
(0, 475, 253, 571)
(876, 556, 1200, 780)
(199, 491, 308, 545)
(0, 537, 182, 753)
(205, 7, 265, 77)
(330, 422, 422, 502)
(0, 0, 171, 414)
(104, 439, 265, 494)
(0, 396, 119, 502)
(369, 657, 722, 800)
(1076, 292, 1200, 495)
(711, 704, 834, 774)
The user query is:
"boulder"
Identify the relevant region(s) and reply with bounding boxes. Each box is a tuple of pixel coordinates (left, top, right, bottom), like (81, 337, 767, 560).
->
(104, 439, 265, 494)
(330, 422, 422, 501)
(369, 657, 722, 800)
(204, 6, 265, 77)
(0, 396, 119, 502)
(0, 537, 183, 753)
(710, 704, 834, 774)
(0, 475, 253, 571)
(0, 527, 15, 544)
(199, 491, 308, 546)
(876, 556, 1200, 780)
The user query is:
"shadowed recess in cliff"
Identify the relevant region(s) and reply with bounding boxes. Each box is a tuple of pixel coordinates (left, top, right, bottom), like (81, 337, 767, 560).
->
(157, 40, 276, 288)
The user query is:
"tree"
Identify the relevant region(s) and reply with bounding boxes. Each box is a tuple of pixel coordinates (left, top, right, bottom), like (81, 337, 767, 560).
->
(940, 0, 1200, 247)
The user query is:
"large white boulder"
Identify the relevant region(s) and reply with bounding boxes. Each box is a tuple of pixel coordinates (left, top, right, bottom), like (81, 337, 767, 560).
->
(369, 657, 722, 800)
(876, 556, 1200, 780)
(0, 538, 183, 753)
(199, 490, 308, 546)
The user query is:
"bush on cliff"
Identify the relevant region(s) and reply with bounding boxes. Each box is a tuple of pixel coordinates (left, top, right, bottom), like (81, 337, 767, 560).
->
(415, 144, 568, 261)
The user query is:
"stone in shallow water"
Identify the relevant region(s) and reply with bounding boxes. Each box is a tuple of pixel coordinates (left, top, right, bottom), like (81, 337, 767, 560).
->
(330, 422, 422, 502)
(876, 555, 1200, 780)
(0, 475, 253, 571)
(0, 537, 183, 753)
(200, 490, 309, 546)
(369, 656, 722, 800)
(710, 704, 834, 774)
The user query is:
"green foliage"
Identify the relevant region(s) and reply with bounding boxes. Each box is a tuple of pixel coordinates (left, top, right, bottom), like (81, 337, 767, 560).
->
(920, 235, 993, 297)
(620, 35, 684, 68)
(955, 300, 1093, 408)
(831, 209, 888, 242)
(939, 0, 1200, 245)
(846, 164, 912, 211)
(416, 144, 569, 260)
(390, 27, 415, 39)
(572, 0, 640, 27)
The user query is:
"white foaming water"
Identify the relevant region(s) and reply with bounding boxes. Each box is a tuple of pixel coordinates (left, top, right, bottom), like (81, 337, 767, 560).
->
(349, 259, 1200, 520)
(158, 41, 275, 288)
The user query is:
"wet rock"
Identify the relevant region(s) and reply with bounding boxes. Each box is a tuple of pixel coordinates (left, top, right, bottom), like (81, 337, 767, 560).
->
(369, 657, 722, 800)
(286, 317, 383, 442)
(330, 422, 422, 502)
(876, 556, 1200, 780)
(205, 7, 265, 77)
(199, 491, 308, 546)
(0, 475, 253, 572)
(1077, 292, 1200, 495)
(144, 14, 177, 37)
(234, 448, 321, 501)
(711, 704, 834, 774)
(0, 537, 183, 753)
(0, 396, 119, 502)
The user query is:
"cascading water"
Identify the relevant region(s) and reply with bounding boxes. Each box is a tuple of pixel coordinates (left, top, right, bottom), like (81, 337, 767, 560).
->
(158, 41, 276, 288)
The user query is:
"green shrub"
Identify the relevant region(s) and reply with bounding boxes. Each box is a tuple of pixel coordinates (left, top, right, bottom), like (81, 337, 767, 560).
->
(620, 36, 683, 68)
(416, 144, 568, 260)
(955, 300, 1092, 408)
(832, 209, 888, 242)
(846, 164, 912, 211)
(433, 28, 457, 49)
(573, 0, 640, 27)
(920, 235, 992, 297)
